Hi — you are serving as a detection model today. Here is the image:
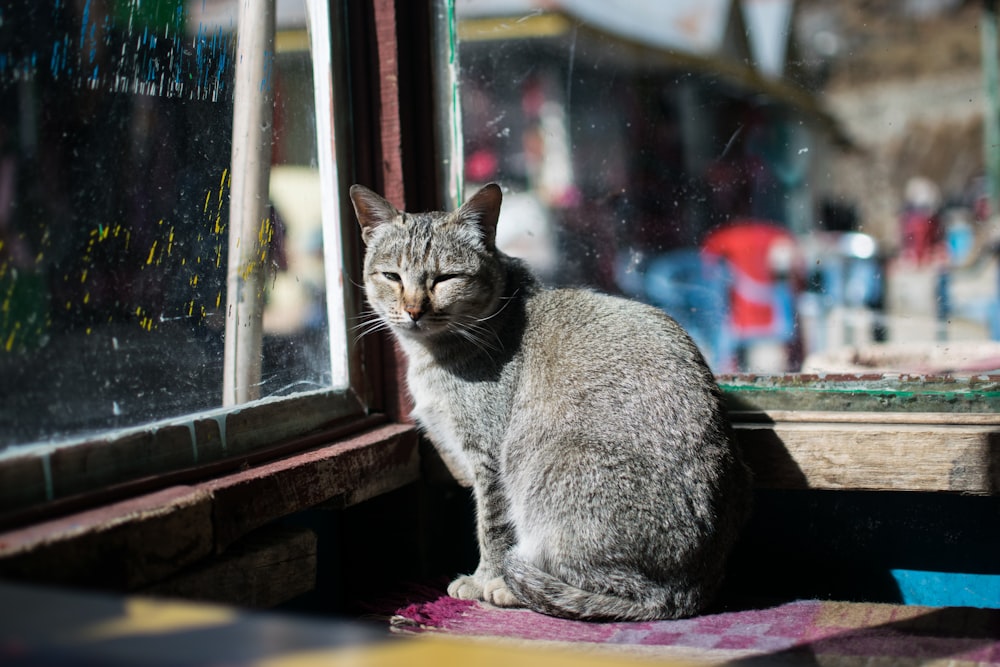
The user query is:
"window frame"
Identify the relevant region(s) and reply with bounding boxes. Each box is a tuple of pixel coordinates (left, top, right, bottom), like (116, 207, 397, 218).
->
(0, 0, 426, 528)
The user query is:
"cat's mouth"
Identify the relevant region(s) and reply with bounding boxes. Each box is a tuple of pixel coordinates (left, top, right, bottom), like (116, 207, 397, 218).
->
(394, 316, 444, 337)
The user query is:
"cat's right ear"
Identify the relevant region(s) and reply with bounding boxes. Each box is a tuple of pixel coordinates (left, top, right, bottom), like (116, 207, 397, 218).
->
(350, 184, 400, 245)
(455, 182, 502, 248)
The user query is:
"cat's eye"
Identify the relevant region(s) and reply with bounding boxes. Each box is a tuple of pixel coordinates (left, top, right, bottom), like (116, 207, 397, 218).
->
(382, 272, 402, 283)
(431, 274, 461, 287)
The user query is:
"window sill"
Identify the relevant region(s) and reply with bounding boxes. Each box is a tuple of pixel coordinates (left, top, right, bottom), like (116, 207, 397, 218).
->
(420, 410, 1000, 495)
(3, 407, 997, 595)
(0, 422, 420, 591)
(735, 410, 1000, 494)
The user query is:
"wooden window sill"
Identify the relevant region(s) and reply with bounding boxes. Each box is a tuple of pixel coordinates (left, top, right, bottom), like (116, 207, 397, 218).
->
(421, 411, 1000, 495)
(3, 407, 996, 599)
(736, 410, 1000, 494)
(0, 422, 420, 591)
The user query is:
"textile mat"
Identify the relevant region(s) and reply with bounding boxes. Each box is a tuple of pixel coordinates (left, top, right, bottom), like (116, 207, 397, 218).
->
(391, 594, 1000, 665)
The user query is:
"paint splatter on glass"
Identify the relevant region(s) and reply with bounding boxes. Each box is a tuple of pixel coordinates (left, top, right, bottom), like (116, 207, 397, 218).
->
(0, 0, 331, 447)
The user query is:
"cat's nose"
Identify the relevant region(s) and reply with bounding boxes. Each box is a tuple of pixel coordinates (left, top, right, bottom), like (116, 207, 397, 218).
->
(404, 305, 424, 321)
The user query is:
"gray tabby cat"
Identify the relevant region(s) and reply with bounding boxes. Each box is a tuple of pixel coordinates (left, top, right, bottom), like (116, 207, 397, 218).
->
(350, 182, 751, 621)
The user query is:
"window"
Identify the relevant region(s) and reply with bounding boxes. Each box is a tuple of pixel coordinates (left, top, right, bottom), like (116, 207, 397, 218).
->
(0, 0, 371, 516)
(449, 0, 1000, 501)
(453, 0, 1000, 392)
(3, 0, 997, 526)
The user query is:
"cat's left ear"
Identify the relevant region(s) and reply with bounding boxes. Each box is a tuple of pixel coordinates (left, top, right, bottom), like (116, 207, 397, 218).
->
(350, 184, 400, 245)
(454, 183, 502, 248)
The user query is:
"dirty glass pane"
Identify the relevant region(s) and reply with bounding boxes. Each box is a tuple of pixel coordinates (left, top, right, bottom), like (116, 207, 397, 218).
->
(0, 0, 336, 447)
(454, 0, 1000, 379)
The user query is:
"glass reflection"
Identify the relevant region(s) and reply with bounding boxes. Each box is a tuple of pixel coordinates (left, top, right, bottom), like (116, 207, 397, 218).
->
(0, 0, 331, 447)
(456, 0, 1000, 376)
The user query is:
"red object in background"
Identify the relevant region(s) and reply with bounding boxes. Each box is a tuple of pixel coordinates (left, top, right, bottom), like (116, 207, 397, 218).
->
(702, 219, 795, 334)
(900, 209, 941, 265)
(465, 149, 498, 183)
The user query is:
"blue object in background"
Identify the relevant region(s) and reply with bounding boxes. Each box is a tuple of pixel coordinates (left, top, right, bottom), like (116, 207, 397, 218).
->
(726, 491, 1000, 608)
(643, 250, 732, 372)
(892, 570, 1000, 608)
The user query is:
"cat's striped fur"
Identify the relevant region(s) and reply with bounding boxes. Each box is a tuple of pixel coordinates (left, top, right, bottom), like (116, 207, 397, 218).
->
(351, 183, 751, 621)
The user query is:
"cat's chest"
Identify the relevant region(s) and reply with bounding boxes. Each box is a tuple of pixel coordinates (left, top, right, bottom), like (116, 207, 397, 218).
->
(405, 357, 506, 461)
(408, 370, 461, 441)
(404, 367, 476, 480)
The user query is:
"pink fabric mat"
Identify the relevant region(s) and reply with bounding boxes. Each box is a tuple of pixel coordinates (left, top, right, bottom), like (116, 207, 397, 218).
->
(392, 595, 1000, 664)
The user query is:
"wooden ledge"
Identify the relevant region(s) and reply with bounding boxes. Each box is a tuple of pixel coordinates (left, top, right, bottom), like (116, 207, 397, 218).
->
(734, 413, 1000, 494)
(732, 410, 1000, 426)
(424, 412, 1000, 495)
(205, 422, 420, 550)
(0, 423, 420, 590)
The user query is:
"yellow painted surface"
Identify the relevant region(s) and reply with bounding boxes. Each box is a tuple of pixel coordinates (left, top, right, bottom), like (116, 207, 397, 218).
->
(3, 583, 695, 667)
(458, 14, 571, 42)
(255, 636, 695, 667)
(72, 598, 237, 641)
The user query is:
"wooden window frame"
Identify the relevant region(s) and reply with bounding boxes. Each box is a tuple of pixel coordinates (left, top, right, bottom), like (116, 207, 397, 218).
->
(0, 0, 436, 587)
(0, 1, 385, 523)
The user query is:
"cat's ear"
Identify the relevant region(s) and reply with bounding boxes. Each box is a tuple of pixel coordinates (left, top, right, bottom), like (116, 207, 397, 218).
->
(350, 184, 400, 245)
(454, 183, 502, 248)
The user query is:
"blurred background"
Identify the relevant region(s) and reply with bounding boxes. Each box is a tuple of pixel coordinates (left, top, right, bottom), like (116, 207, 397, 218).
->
(455, 0, 1000, 375)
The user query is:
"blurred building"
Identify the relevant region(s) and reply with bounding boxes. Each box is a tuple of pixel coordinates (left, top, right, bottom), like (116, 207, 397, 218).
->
(456, 0, 846, 371)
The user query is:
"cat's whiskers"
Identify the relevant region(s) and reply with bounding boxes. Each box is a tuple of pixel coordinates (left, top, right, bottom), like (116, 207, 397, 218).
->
(475, 289, 519, 324)
(452, 326, 499, 360)
(444, 290, 517, 355)
(349, 309, 378, 324)
(448, 314, 502, 357)
(350, 311, 391, 344)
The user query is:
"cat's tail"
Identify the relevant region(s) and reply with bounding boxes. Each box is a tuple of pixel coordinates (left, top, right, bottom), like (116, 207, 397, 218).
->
(503, 553, 704, 622)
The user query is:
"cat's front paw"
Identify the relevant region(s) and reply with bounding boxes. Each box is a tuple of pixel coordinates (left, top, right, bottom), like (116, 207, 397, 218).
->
(483, 576, 520, 607)
(447, 574, 521, 607)
(447, 574, 485, 600)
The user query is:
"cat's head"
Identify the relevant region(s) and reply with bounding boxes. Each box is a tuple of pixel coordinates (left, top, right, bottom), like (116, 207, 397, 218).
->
(350, 183, 507, 342)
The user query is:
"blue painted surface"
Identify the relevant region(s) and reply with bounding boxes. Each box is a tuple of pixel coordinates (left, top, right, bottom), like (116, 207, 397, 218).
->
(892, 570, 1000, 609)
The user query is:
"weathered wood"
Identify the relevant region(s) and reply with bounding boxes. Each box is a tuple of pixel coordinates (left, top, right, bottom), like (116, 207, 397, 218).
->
(0, 390, 364, 522)
(373, 0, 405, 208)
(144, 524, 317, 608)
(733, 410, 1000, 426)
(736, 419, 1000, 493)
(0, 424, 421, 591)
(207, 423, 420, 550)
(0, 486, 214, 590)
